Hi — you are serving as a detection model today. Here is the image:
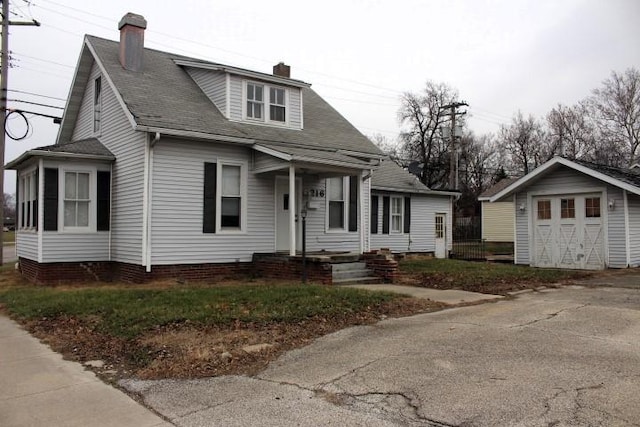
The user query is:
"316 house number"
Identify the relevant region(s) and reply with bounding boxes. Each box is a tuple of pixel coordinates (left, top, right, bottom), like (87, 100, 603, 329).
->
(305, 188, 325, 198)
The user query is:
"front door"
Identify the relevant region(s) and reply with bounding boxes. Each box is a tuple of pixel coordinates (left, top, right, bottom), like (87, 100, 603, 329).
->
(435, 213, 447, 258)
(275, 177, 302, 252)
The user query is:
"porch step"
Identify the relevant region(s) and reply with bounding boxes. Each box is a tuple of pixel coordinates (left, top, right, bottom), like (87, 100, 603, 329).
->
(332, 261, 380, 284)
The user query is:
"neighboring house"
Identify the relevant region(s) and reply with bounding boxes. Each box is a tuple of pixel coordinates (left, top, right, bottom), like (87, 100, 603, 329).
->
(7, 13, 455, 283)
(370, 159, 457, 258)
(478, 178, 518, 243)
(490, 156, 640, 270)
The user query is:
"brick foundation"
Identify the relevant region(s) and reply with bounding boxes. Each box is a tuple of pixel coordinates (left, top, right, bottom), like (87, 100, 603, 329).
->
(252, 253, 333, 285)
(18, 258, 251, 285)
(362, 249, 400, 283)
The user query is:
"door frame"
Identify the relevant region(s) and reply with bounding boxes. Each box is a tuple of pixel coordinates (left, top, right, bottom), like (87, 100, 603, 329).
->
(274, 176, 303, 252)
(434, 213, 447, 259)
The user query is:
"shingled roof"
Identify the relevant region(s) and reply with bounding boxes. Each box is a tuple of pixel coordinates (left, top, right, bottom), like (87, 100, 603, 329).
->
(371, 159, 458, 196)
(478, 178, 519, 200)
(77, 36, 382, 159)
(490, 157, 640, 202)
(6, 138, 114, 169)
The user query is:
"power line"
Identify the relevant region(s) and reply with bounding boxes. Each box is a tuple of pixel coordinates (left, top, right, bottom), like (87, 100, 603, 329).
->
(9, 88, 66, 101)
(8, 98, 64, 109)
(12, 51, 75, 68)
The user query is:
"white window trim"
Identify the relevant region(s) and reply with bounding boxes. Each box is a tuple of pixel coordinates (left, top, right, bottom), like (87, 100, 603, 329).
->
(18, 167, 38, 232)
(93, 76, 102, 135)
(391, 196, 404, 233)
(242, 80, 289, 126)
(59, 166, 96, 233)
(215, 160, 248, 234)
(326, 176, 349, 233)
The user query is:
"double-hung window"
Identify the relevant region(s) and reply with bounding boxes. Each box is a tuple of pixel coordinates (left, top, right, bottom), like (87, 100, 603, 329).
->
(246, 83, 264, 120)
(245, 81, 286, 124)
(64, 171, 90, 228)
(93, 77, 102, 133)
(328, 177, 345, 230)
(269, 87, 286, 122)
(19, 171, 37, 229)
(391, 197, 403, 232)
(220, 164, 242, 229)
(203, 161, 247, 233)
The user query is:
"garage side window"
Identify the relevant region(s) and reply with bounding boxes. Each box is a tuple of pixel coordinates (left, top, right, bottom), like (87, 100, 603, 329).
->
(537, 200, 551, 220)
(560, 198, 575, 219)
(585, 197, 601, 218)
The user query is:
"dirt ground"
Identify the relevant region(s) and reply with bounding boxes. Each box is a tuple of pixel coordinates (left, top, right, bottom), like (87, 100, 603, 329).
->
(21, 296, 444, 383)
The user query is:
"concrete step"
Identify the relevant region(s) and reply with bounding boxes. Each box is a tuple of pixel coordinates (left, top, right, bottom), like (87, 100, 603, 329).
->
(333, 269, 378, 281)
(333, 276, 382, 285)
(332, 261, 368, 272)
(328, 253, 361, 263)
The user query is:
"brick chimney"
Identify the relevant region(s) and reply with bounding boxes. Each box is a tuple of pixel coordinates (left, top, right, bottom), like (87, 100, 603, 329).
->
(273, 62, 290, 78)
(118, 13, 147, 72)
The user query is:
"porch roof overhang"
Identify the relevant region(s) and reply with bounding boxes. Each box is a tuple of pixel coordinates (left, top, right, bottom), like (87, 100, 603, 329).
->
(6, 141, 116, 170)
(372, 184, 460, 197)
(489, 157, 640, 202)
(252, 143, 380, 174)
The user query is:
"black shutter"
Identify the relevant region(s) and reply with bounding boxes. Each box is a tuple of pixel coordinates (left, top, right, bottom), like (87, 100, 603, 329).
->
(33, 169, 38, 230)
(370, 195, 379, 234)
(382, 196, 390, 234)
(404, 196, 411, 233)
(348, 176, 358, 232)
(43, 168, 58, 231)
(97, 171, 111, 231)
(16, 177, 21, 228)
(203, 162, 217, 233)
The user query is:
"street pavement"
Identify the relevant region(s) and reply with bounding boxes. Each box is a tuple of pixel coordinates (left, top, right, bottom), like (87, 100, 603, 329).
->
(122, 284, 640, 426)
(3, 244, 16, 263)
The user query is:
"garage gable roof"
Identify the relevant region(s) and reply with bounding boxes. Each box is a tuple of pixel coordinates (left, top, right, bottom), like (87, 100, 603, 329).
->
(490, 157, 640, 202)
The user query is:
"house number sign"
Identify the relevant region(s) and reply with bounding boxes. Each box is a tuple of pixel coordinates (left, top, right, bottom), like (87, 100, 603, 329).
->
(304, 188, 325, 198)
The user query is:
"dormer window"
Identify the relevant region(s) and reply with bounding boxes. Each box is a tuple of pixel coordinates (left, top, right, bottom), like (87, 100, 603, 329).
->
(246, 83, 264, 120)
(244, 81, 287, 124)
(270, 87, 286, 122)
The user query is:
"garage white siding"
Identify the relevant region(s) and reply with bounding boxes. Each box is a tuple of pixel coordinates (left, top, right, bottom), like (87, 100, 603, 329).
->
(628, 193, 640, 267)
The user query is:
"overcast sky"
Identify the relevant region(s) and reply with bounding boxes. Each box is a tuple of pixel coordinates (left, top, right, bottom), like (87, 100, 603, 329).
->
(3, 0, 639, 192)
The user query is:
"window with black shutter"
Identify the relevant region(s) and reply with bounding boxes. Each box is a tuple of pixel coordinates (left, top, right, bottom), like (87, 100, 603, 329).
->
(404, 196, 411, 233)
(348, 176, 358, 232)
(370, 195, 379, 234)
(203, 162, 217, 233)
(43, 168, 59, 231)
(97, 171, 111, 231)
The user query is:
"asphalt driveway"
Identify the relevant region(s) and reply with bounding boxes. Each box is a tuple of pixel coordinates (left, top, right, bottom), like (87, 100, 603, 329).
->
(122, 283, 640, 426)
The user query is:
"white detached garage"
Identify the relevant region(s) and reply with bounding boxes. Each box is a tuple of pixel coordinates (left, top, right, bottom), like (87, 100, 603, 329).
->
(490, 157, 640, 270)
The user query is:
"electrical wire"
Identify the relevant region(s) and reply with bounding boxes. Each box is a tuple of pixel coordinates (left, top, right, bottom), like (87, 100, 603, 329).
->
(8, 98, 64, 109)
(9, 88, 66, 101)
(5, 110, 31, 140)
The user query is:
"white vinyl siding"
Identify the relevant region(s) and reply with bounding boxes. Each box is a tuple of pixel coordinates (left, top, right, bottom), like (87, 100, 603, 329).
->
(514, 165, 630, 269)
(481, 201, 514, 242)
(302, 175, 359, 252)
(16, 232, 38, 261)
(185, 68, 227, 116)
(73, 61, 144, 264)
(42, 233, 110, 262)
(150, 139, 274, 264)
(253, 151, 288, 173)
(370, 192, 452, 253)
(628, 193, 640, 267)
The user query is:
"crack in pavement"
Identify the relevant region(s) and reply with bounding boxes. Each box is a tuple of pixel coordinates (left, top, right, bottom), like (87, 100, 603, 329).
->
(343, 391, 458, 427)
(510, 304, 589, 328)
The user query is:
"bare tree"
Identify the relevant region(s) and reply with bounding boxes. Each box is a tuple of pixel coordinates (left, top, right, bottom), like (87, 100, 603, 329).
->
(498, 111, 550, 175)
(397, 81, 459, 188)
(368, 133, 402, 162)
(546, 102, 598, 161)
(590, 67, 640, 166)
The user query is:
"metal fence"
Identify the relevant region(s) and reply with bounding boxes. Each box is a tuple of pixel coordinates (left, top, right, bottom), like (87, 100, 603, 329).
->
(451, 217, 486, 260)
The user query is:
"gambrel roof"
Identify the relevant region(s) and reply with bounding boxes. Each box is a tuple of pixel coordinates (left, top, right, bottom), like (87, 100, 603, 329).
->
(56, 36, 383, 165)
(490, 157, 640, 202)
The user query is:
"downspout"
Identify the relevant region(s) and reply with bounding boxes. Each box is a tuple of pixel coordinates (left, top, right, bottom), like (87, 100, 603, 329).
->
(108, 163, 113, 261)
(142, 132, 160, 272)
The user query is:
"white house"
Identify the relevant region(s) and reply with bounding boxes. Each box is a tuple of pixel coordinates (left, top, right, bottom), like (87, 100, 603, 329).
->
(7, 13, 456, 284)
(490, 156, 640, 270)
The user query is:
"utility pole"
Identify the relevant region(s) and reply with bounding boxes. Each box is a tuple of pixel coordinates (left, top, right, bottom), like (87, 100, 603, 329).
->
(0, 0, 39, 264)
(440, 101, 468, 190)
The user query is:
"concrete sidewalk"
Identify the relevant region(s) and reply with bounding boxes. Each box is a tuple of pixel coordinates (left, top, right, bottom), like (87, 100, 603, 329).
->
(346, 283, 504, 305)
(0, 315, 171, 427)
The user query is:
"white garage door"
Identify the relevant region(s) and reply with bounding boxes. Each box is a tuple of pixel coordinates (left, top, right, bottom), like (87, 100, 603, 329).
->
(533, 194, 605, 269)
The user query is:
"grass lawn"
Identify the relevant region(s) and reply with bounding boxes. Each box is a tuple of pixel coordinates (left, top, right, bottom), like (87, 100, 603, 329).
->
(399, 258, 592, 294)
(0, 275, 442, 379)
